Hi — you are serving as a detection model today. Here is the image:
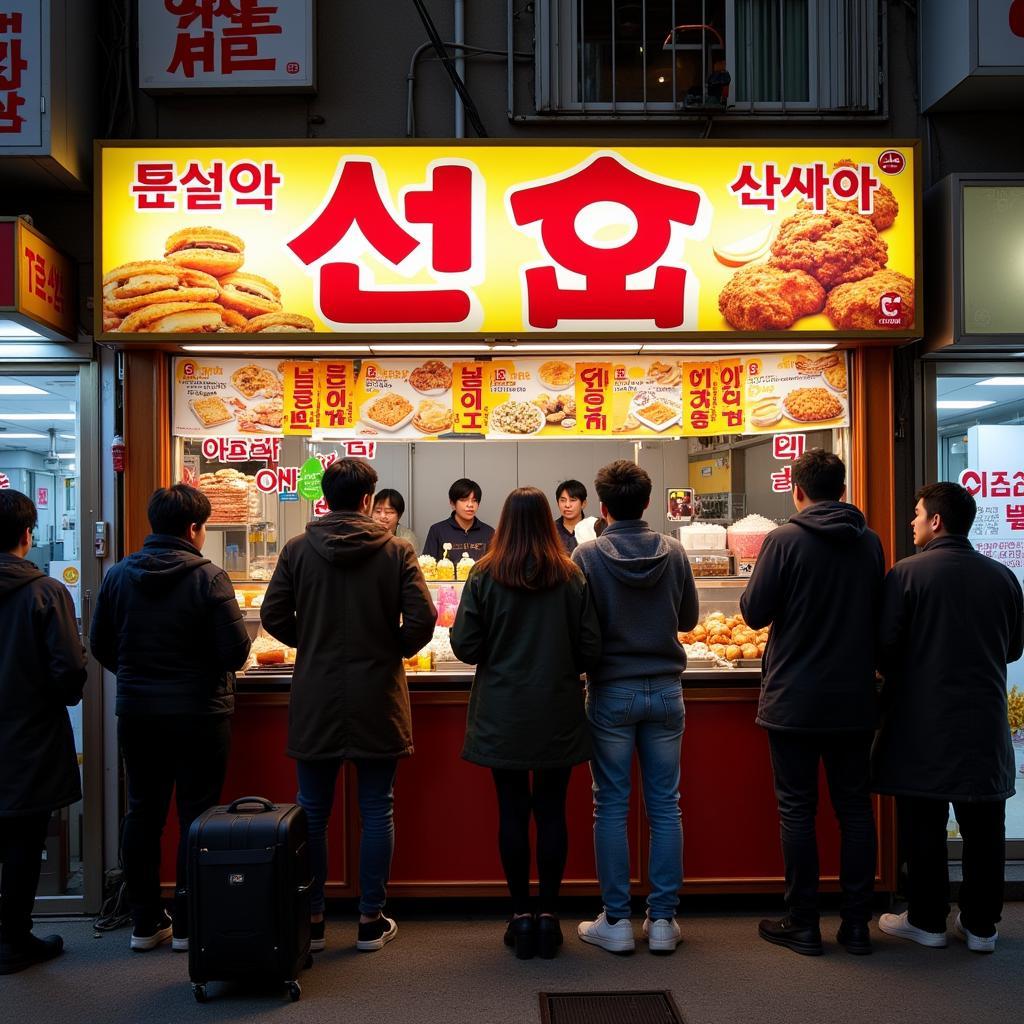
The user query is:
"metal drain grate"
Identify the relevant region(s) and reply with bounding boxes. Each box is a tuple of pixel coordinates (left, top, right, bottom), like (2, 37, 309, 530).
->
(540, 990, 685, 1024)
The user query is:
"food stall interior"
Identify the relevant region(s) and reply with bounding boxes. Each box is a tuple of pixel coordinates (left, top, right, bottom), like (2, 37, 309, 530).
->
(177, 427, 848, 682)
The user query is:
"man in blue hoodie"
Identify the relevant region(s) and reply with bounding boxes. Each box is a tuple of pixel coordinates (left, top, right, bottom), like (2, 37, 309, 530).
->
(90, 485, 250, 952)
(741, 449, 884, 957)
(572, 460, 698, 955)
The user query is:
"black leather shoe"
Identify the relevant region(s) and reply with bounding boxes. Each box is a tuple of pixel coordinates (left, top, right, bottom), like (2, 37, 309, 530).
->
(0, 933, 64, 975)
(758, 916, 823, 956)
(503, 915, 536, 959)
(837, 920, 873, 955)
(537, 915, 563, 960)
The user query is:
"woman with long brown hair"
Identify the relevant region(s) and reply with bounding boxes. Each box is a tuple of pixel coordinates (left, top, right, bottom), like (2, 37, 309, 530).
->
(451, 487, 601, 959)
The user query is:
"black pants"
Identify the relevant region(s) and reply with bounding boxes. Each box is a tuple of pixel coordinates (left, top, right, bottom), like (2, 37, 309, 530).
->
(767, 730, 876, 926)
(0, 813, 50, 944)
(491, 767, 573, 915)
(897, 796, 1005, 937)
(119, 714, 231, 928)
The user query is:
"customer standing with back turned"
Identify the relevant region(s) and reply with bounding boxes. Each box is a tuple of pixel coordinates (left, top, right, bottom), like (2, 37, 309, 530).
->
(572, 460, 698, 955)
(90, 484, 251, 953)
(0, 491, 87, 974)
(741, 449, 884, 957)
(261, 458, 436, 955)
(451, 487, 601, 960)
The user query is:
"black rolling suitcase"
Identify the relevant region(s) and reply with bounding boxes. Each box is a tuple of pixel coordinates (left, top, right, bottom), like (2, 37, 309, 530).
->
(187, 796, 312, 1003)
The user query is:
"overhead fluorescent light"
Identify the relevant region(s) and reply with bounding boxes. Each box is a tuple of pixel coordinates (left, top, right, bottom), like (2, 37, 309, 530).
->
(59, 433, 76, 439)
(0, 432, 45, 438)
(935, 400, 996, 410)
(976, 376, 1024, 386)
(0, 413, 77, 420)
(0, 320, 47, 341)
(371, 343, 488, 353)
(0, 384, 47, 395)
(55, 453, 76, 459)
(490, 343, 639, 353)
(181, 344, 372, 354)
(641, 341, 838, 353)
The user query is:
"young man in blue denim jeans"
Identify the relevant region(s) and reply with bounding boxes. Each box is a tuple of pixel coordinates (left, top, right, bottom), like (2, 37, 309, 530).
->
(572, 460, 698, 954)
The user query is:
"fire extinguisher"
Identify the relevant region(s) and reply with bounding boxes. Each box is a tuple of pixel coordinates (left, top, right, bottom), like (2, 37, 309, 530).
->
(111, 434, 126, 474)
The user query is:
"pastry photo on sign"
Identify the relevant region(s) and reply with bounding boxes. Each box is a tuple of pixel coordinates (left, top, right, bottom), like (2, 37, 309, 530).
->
(103, 227, 314, 335)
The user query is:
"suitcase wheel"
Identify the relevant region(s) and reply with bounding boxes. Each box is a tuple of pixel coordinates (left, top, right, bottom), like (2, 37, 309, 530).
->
(192, 983, 208, 1004)
(287, 981, 302, 1002)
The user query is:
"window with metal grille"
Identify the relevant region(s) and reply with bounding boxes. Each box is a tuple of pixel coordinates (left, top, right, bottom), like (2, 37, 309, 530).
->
(532, 0, 881, 114)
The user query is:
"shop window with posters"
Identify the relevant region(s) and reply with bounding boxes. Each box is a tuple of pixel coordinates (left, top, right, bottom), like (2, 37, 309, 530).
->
(936, 372, 1024, 847)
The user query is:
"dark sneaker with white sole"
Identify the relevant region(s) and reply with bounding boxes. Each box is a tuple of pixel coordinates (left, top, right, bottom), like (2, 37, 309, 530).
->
(0, 933, 64, 975)
(310, 920, 326, 952)
(356, 915, 397, 951)
(131, 910, 172, 952)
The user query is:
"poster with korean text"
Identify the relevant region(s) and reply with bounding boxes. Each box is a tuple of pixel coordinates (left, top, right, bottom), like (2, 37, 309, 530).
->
(961, 425, 1024, 687)
(743, 352, 851, 434)
(173, 357, 285, 437)
(99, 143, 919, 338)
(352, 359, 454, 439)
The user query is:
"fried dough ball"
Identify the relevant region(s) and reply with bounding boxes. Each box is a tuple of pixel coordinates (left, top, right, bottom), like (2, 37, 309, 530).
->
(825, 269, 915, 330)
(719, 263, 826, 331)
(771, 209, 888, 288)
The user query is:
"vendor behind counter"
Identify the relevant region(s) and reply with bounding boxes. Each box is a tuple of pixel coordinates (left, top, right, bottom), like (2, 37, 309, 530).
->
(422, 478, 495, 561)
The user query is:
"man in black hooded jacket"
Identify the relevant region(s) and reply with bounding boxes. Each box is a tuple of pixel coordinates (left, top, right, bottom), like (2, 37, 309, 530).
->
(90, 485, 250, 952)
(0, 490, 87, 974)
(741, 449, 884, 957)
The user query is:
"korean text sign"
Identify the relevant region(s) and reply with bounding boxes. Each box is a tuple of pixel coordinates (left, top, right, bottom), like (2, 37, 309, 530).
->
(100, 142, 919, 337)
(138, 0, 315, 90)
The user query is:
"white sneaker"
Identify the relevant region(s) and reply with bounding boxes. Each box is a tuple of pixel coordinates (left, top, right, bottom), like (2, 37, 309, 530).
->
(955, 912, 997, 953)
(878, 911, 947, 948)
(577, 912, 635, 954)
(643, 916, 681, 954)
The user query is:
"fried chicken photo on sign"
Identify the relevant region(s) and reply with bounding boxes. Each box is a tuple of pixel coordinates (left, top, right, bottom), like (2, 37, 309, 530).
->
(797, 159, 899, 232)
(718, 264, 826, 331)
(824, 269, 915, 330)
(770, 209, 888, 288)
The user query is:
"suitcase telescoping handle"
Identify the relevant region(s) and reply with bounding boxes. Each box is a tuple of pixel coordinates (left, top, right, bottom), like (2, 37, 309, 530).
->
(226, 796, 276, 814)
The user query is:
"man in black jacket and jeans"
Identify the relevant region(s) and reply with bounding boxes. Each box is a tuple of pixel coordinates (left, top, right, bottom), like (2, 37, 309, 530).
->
(91, 485, 250, 952)
(741, 450, 884, 956)
(875, 483, 1024, 953)
(0, 491, 87, 974)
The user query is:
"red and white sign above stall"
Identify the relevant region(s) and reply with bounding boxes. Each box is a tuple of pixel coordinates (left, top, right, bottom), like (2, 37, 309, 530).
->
(138, 0, 315, 92)
(0, 1, 42, 147)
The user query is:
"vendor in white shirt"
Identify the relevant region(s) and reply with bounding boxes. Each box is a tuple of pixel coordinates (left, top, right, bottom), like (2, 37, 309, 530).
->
(554, 479, 604, 554)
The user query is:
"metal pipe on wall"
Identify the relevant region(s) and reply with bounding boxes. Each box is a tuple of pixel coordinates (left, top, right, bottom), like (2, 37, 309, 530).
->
(455, 0, 465, 138)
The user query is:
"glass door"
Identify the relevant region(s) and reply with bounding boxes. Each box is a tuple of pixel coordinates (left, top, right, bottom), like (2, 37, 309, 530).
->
(0, 363, 102, 911)
(930, 363, 1024, 859)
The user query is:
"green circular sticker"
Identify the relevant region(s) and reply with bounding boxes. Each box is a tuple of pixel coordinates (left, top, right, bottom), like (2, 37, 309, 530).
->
(297, 457, 325, 501)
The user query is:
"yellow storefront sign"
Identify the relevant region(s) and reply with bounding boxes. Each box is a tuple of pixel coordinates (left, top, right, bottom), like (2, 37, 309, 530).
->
(99, 142, 919, 338)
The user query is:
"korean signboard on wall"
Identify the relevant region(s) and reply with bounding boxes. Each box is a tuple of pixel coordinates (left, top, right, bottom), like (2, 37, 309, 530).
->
(172, 351, 849, 441)
(0, 217, 75, 339)
(138, 0, 315, 91)
(0, 1, 42, 147)
(99, 141, 919, 339)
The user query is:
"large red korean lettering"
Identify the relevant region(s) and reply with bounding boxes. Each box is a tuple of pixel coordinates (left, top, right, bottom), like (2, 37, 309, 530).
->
(508, 154, 703, 329)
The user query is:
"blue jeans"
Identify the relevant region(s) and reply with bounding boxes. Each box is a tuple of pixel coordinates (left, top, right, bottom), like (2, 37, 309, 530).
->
(586, 679, 685, 921)
(296, 757, 398, 916)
